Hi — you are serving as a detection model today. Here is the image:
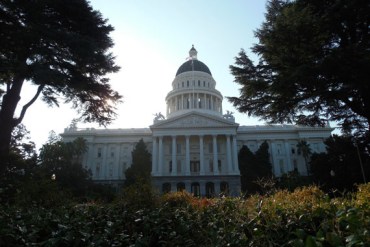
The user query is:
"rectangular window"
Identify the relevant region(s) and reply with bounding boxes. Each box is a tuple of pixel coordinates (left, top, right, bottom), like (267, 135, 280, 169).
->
(279, 159, 285, 174)
(177, 160, 181, 172)
(208, 143, 213, 153)
(277, 144, 282, 154)
(293, 159, 298, 170)
(110, 147, 115, 157)
(109, 162, 113, 177)
(203, 81, 205, 87)
(190, 161, 200, 173)
(218, 160, 222, 172)
(187, 80, 189, 87)
(96, 163, 100, 174)
(97, 148, 102, 158)
(177, 144, 181, 154)
(209, 160, 214, 172)
(198, 80, 200, 86)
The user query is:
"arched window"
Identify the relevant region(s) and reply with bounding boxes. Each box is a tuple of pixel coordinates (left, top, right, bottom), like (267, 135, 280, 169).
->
(162, 183, 171, 193)
(191, 182, 200, 196)
(177, 182, 185, 192)
(220, 182, 229, 195)
(206, 182, 215, 197)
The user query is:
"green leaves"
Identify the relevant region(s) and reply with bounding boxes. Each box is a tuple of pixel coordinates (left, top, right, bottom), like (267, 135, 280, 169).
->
(1, 184, 369, 246)
(229, 0, 370, 133)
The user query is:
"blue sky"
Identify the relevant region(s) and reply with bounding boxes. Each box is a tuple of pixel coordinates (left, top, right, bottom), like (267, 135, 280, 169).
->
(21, 0, 269, 149)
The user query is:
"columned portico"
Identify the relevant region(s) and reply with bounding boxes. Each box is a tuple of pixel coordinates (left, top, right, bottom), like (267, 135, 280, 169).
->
(150, 46, 241, 196)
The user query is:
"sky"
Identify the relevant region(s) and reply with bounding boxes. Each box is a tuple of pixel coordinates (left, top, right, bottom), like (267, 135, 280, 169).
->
(19, 0, 269, 150)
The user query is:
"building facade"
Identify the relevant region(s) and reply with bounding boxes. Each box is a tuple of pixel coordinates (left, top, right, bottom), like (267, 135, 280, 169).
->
(62, 46, 333, 196)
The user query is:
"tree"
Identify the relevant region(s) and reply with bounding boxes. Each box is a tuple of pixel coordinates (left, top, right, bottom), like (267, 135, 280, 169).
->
(10, 124, 36, 159)
(296, 140, 312, 175)
(0, 0, 122, 172)
(124, 139, 152, 187)
(310, 135, 370, 191)
(238, 142, 272, 194)
(255, 141, 273, 176)
(39, 136, 91, 197)
(228, 0, 370, 134)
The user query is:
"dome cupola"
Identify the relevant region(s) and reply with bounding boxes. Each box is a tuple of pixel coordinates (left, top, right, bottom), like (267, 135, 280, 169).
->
(176, 45, 212, 76)
(165, 46, 223, 118)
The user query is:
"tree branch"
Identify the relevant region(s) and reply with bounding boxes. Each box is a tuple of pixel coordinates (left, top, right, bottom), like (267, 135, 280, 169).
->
(14, 84, 45, 125)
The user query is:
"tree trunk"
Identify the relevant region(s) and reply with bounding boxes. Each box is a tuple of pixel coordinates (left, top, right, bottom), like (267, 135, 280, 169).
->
(0, 76, 25, 173)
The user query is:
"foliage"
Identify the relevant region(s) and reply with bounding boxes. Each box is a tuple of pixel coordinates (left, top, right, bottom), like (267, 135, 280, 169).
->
(238, 142, 273, 194)
(1, 184, 369, 246)
(297, 140, 312, 175)
(278, 170, 312, 191)
(124, 139, 152, 187)
(38, 136, 92, 198)
(228, 0, 370, 135)
(117, 178, 159, 212)
(0, 0, 122, 171)
(0, 124, 37, 205)
(310, 135, 370, 191)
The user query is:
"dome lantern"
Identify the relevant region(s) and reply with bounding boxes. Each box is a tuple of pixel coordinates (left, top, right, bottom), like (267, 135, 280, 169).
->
(189, 44, 198, 60)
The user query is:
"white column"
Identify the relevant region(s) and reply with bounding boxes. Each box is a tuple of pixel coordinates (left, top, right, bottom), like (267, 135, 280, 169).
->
(213, 135, 219, 175)
(199, 135, 205, 175)
(172, 136, 177, 176)
(181, 94, 184, 109)
(232, 135, 239, 173)
(158, 136, 163, 175)
(211, 95, 214, 110)
(203, 94, 206, 109)
(226, 135, 232, 174)
(185, 135, 190, 175)
(152, 137, 158, 175)
(284, 140, 293, 171)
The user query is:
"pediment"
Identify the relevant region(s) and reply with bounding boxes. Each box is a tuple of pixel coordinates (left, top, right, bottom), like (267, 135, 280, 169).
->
(151, 112, 238, 129)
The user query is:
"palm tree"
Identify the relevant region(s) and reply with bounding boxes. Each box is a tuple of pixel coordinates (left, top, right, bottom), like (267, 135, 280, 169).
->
(297, 140, 312, 175)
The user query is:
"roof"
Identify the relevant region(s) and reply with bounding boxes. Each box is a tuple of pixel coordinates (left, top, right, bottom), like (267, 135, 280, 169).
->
(175, 59, 212, 76)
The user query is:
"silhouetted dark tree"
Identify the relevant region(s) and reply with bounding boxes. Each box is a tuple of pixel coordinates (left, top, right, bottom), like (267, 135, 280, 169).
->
(310, 135, 370, 191)
(39, 136, 91, 197)
(124, 139, 151, 187)
(0, 0, 121, 173)
(238, 142, 272, 194)
(228, 0, 370, 135)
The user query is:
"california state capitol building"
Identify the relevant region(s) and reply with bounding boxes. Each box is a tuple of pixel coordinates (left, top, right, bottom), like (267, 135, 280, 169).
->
(61, 46, 333, 196)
